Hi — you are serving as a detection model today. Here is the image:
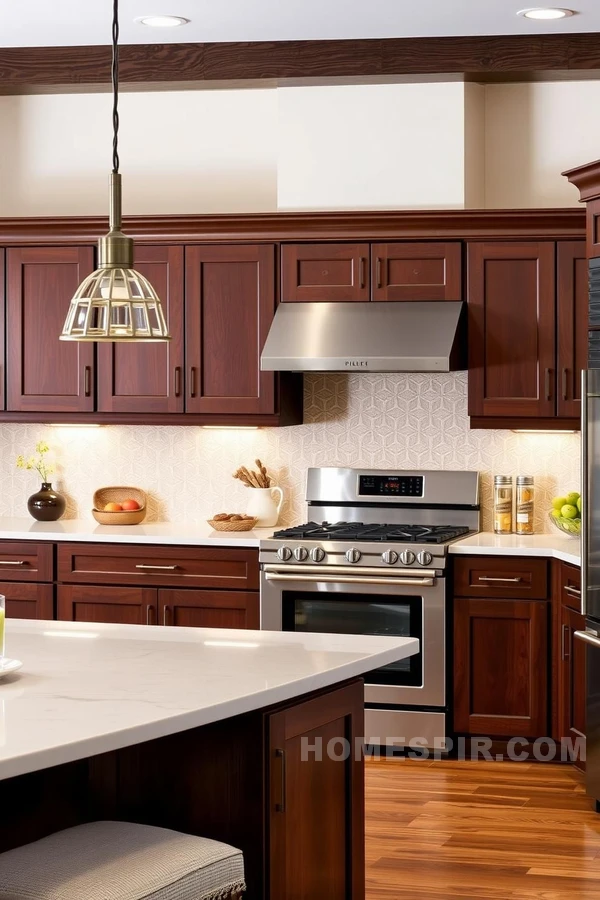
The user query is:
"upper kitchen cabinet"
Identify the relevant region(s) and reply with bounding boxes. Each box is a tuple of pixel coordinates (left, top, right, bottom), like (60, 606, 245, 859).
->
(185, 244, 279, 416)
(281, 243, 370, 302)
(6, 247, 95, 413)
(97, 246, 185, 414)
(371, 242, 462, 301)
(557, 241, 588, 419)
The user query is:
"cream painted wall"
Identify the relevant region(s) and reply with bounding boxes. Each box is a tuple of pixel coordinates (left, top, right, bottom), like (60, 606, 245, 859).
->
(463, 83, 485, 208)
(277, 82, 468, 209)
(484, 81, 600, 208)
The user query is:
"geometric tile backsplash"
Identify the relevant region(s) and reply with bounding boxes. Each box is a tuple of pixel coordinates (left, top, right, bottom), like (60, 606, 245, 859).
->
(0, 372, 580, 532)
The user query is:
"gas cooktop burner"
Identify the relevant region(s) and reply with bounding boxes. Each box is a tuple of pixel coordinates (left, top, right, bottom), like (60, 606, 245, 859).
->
(272, 522, 471, 544)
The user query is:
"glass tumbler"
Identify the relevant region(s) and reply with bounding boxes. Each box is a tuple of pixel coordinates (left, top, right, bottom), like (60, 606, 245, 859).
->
(0, 595, 5, 661)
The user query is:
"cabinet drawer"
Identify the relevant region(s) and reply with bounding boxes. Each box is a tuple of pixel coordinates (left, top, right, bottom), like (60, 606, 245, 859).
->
(560, 562, 582, 612)
(453, 556, 548, 599)
(57, 543, 259, 590)
(0, 541, 53, 582)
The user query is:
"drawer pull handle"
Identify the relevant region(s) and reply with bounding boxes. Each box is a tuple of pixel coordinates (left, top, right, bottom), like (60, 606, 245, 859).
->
(562, 367, 569, 401)
(478, 576, 522, 583)
(545, 367, 552, 402)
(562, 624, 570, 661)
(0, 560, 27, 566)
(163, 605, 171, 626)
(146, 604, 154, 626)
(84, 366, 92, 398)
(376, 257, 382, 289)
(275, 748, 286, 813)
(358, 257, 365, 289)
(136, 564, 179, 571)
(174, 366, 182, 397)
(564, 585, 581, 597)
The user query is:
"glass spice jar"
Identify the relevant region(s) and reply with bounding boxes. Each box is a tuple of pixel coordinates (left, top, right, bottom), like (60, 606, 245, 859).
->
(494, 476, 513, 535)
(516, 476, 535, 535)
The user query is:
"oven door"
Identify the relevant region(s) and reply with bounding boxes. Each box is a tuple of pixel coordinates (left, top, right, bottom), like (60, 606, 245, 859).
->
(261, 564, 445, 708)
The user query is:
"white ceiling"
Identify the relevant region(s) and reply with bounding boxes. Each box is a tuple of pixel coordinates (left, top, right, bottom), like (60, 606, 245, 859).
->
(1, 0, 599, 48)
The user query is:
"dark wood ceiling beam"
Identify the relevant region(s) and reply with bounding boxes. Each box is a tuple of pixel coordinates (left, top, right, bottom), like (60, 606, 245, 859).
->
(1, 33, 600, 92)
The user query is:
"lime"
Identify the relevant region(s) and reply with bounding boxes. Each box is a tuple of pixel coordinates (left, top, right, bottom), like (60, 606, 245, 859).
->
(561, 504, 578, 519)
(552, 496, 567, 510)
(566, 492, 580, 506)
(577, 497, 582, 513)
(551, 509, 561, 518)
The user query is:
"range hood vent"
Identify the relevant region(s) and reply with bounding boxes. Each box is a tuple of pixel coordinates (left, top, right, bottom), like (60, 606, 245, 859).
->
(260, 301, 466, 373)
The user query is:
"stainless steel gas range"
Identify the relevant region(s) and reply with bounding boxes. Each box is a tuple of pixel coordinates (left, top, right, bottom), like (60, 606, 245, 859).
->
(260, 467, 480, 749)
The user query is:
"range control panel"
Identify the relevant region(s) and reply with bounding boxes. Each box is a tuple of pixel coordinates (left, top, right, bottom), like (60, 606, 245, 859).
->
(358, 475, 424, 498)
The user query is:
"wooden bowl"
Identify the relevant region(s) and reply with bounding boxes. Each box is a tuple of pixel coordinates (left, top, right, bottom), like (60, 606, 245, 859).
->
(93, 486, 147, 526)
(207, 517, 258, 532)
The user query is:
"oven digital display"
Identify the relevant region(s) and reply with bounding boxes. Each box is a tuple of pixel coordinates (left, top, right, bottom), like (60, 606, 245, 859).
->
(359, 475, 424, 497)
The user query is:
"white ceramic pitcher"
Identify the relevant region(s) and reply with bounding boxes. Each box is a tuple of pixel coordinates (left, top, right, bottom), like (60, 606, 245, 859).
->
(246, 486, 284, 527)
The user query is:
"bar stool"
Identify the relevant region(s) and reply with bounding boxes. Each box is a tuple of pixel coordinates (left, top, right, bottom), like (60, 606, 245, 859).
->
(0, 820, 245, 900)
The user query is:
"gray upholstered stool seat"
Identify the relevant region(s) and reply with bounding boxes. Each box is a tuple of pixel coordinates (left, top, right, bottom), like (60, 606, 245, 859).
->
(0, 820, 245, 900)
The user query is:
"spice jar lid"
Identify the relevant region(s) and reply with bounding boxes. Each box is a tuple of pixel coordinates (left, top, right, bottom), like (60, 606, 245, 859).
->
(494, 475, 512, 485)
(516, 476, 534, 485)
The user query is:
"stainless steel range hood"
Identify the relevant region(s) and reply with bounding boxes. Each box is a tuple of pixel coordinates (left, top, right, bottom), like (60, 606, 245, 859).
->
(260, 301, 466, 373)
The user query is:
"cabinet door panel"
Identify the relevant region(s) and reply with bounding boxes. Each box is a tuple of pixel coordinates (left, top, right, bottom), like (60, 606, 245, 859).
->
(558, 602, 586, 766)
(557, 241, 588, 418)
(268, 680, 364, 900)
(454, 597, 548, 737)
(58, 585, 157, 625)
(97, 246, 184, 413)
(2, 582, 54, 620)
(185, 245, 276, 415)
(281, 243, 369, 302)
(159, 589, 259, 629)
(468, 242, 556, 418)
(6, 247, 95, 412)
(0, 250, 4, 411)
(372, 242, 462, 301)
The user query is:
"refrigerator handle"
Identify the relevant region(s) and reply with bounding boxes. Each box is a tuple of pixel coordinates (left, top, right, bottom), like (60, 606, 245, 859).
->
(582, 369, 589, 618)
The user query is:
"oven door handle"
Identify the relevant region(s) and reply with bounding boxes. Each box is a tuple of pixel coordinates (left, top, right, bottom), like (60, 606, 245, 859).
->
(264, 572, 435, 587)
(263, 564, 437, 578)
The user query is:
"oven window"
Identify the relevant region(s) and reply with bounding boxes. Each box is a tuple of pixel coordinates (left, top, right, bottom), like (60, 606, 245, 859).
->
(281, 592, 423, 687)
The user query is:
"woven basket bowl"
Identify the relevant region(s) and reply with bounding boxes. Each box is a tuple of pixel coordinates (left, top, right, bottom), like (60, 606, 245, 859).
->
(208, 517, 259, 533)
(92, 486, 147, 526)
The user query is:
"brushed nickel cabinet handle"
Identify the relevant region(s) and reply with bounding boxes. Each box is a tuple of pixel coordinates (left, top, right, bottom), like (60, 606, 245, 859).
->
(358, 257, 365, 289)
(146, 604, 154, 626)
(562, 624, 570, 661)
(478, 576, 522, 583)
(135, 564, 179, 571)
(564, 585, 581, 597)
(562, 368, 569, 401)
(545, 367, 552, 402)
(0, 560, 26, 566)
(174, 367, 182, 397)
(84, 366, 92, 397)
(163, 605, 171, 626)
(190, 367, 197, 398)
(376, 257, 383, 289)
(275, 748, 286, 813)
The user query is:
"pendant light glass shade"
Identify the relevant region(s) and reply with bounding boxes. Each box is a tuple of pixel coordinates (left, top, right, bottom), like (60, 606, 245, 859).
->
(60, 1, 170, 343)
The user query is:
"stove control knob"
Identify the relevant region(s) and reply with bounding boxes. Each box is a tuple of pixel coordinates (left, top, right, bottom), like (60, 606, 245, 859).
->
(294, 546, 309, 562)
(310, 547, 326, 563)
(277, 546, 293, 562)
(417, 551, 433, 567)
(399, 550, 416, 566)
(382, 550, 399, 566)
(345, 548, 362, 564)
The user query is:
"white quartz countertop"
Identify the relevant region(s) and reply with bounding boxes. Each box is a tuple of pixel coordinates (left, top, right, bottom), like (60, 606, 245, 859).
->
(451, 532, 581, 566)
(0, 517, 274, 548)
(0, 619, 418, 781)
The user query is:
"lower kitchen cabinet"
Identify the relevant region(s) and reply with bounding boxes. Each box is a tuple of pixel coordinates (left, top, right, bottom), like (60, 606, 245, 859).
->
(2, 582, 54, 620)
(58, 585, 157, 625)
(159, 589, 259, 629)
(556, 563, 586, 766)
(267, 679, 365, 900)
(454, 596, 549, 738)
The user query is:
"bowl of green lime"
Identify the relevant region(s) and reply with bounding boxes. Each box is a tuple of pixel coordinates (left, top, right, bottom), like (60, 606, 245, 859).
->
(549, 491, 581, 538)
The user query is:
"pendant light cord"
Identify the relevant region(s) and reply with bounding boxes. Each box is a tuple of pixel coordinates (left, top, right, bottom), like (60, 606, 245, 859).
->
(112, 0, 120, 175)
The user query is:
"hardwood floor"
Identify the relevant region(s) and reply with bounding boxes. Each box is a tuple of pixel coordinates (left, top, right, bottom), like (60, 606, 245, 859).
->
(366, 759, 600, 899)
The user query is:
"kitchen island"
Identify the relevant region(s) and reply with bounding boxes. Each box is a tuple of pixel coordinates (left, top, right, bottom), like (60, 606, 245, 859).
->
(0, 620, 418, 900)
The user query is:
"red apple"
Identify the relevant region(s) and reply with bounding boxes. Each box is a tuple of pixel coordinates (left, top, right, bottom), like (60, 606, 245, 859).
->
(121, 499, 141, 511)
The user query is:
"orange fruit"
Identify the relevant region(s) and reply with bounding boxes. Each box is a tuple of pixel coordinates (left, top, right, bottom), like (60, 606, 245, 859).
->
(104, 502, 123, 512)
(121, 499, 140, 511)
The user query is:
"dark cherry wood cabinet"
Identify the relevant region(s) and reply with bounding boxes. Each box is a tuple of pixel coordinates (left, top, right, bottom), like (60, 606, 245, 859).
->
(158, 589, 259, 629)
(281, 243, 370, 302)
(557, 241, 588, 419)
(2, 582, 54, 620)
(555, 563, 585, 766)
(58, 584, 157, 625)
(0, 250, 4, 411)
(97, 245, 185, 414)
(185, 244, 277, 416)
(371, 242, 462, 301)
(468, 241, 557, 421)
(6, 247, 95, 413)
(268, 679, 365, 900)
(454, 595, 549, 738)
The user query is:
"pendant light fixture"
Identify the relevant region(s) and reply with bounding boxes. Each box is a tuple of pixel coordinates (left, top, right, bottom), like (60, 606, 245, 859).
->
(60, 0, 170, 342)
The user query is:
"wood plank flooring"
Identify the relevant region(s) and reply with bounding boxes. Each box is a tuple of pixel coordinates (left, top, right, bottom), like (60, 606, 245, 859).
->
(365, 759, 600, 899)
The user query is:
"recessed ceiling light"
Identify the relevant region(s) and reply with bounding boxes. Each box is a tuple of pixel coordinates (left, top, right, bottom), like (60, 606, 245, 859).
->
(136, 15, 190, 27)
(517, 7, 575, 19)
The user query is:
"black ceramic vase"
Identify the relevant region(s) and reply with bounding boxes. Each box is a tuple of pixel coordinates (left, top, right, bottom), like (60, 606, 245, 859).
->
(27, 483, 66, 522)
